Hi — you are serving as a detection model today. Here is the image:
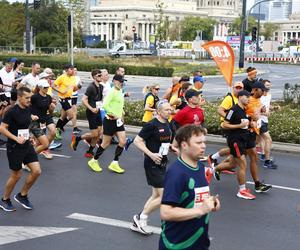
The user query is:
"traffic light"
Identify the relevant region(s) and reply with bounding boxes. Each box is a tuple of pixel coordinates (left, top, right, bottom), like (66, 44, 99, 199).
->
(251, 27, 257, 42)
(33, 0, 41, 9)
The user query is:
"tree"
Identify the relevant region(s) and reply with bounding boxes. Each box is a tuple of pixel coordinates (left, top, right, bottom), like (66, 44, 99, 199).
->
(180, 16, 216, 41)
(155, 0, 169, 41)
(228, 16, 256, 36)
(261, 22, 279, 40)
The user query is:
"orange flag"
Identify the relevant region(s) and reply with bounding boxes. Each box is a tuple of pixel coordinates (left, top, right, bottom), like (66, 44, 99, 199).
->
(202, 40, 235, 87)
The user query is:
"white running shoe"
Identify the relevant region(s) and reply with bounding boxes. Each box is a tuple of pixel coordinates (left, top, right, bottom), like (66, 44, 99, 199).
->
(130, 214, 153, 235)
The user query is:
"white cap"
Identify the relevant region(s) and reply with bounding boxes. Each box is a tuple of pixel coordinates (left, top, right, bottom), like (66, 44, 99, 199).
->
(38, 79, 50, 88)
(39, 72, 50, 79)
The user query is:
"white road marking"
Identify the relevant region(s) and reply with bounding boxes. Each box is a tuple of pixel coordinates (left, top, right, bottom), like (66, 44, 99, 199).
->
(0, 226, 78, 246)
(247, 181, 300, 192)
(0, 148, 71, 159)
(66, 213, 162, 235)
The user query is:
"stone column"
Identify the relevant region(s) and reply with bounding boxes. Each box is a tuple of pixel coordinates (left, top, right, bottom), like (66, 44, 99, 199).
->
(141, 22, 145, 41)
(109, 22, 113, 40)
(114, 22, 118, 40)
(120, 22, 124, 40)
(145, 23, 149, 42)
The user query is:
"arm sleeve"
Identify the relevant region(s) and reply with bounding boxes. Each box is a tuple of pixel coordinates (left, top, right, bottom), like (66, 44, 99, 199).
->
(220, 96, 232, 111)
(54, 76, 62, 87)
(2, 109, 13, 125)
(172, 109, 185, 126)
(138, 122, 154, 141)
(85, 85, 93, 97)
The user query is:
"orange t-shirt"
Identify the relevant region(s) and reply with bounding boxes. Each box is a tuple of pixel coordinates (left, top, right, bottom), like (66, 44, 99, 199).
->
(245, 96, 261, 134)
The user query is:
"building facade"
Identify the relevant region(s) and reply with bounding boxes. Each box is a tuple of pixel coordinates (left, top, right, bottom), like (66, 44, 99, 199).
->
(88, 0, 242, 42)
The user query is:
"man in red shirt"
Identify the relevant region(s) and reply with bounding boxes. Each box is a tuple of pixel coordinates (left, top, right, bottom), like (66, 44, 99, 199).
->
(172, 89, 205, 130)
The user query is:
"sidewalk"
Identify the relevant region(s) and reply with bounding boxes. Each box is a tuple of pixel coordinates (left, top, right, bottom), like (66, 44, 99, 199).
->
(74, 120, 300, 154)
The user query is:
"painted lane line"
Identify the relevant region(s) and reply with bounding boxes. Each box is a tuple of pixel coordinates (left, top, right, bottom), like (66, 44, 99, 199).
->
(0, 226, 78, 246)
(0, 148, 71, 159)
(66, 213, 162, 235)
(247, 181, 300, 192)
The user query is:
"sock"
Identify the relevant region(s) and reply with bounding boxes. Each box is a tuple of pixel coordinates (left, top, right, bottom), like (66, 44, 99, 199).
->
(239, 184, 246, 191)
(212, 152, 220, 160)
(255, 181, 260, 188)
(94, 145, 105, 160)
(56, 118, 63, 129)
(88, 145, 95, 153)
(140, 213, 148, 220)
(61, 118, 70, 129)
(113, 146, 124, 161)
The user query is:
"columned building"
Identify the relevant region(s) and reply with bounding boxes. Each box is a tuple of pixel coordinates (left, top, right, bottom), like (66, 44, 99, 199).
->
(88, 0, 242, 42)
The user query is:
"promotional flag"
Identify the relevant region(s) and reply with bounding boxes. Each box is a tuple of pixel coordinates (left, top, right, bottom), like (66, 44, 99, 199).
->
(202, 40, 235, 87)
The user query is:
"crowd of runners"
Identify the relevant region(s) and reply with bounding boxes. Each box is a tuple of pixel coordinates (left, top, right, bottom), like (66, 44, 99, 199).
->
(0, 57, 277, 249)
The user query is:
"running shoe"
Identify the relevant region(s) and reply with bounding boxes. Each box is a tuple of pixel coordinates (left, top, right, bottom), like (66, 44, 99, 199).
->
(0, 198, 16, 212)
(84, 151, 94, 158)
(263, 160, 277, 169)
(40, 149, 53, 160)
(73, 127, 82, 134)
(49, 141, 62, 150)
(83, 139, 91, 147)
(256, 146, 263, 154)
(259, 154, 265, 161)
(108, 161, 125, 174)
(55, 128, 62, 140)
(207, 154, 218, 168)
(87, 158, 102, 172)
(130, 214, 153, 235)
(125, 137, 134, 151)
(14, 193, 33, 210)
(213, 170, 221, 181)
(237, 189, 256, 200)
(255, 182, 272, 193)
(71, 134, 81, 151)
(22, 164, 31, 172)
(205, 167, 213, 184)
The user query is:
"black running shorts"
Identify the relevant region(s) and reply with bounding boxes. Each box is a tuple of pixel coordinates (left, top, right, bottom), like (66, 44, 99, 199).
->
(59, 98, 72, 111)
(86, 110, 102, 130)
(144, 160, 166, 188)
(103, 117, 125, 136)
(260, 121, 268, 134)
(71, 97, 78, 106)
(6, 143, 38, 171)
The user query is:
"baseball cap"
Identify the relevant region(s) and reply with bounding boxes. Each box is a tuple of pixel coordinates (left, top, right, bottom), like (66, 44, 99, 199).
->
(39, 72, 50, 79)
(64, 64, 74, 70)
(233, 81, 244, 88)
(238, 90, 251, 97)
(6, 58, 17, 64)
(38, 79, 50, 88)
(252, 81, 267, 91)
(185, 89, 202, 100)
(113, 74, 127, 82)
(193, 75, 205, 83)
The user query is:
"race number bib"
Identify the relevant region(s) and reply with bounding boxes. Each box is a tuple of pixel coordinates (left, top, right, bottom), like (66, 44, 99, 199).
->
(193, 186, 210, 208)
(96, 101, 103, 110)
(159, 143, 170, 156)
(18, 129, 30, 140)
(116, 118, 123, 127)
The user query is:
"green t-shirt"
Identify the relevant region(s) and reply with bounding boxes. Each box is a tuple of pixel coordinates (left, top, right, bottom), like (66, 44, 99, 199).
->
(103, 88, 124, 118)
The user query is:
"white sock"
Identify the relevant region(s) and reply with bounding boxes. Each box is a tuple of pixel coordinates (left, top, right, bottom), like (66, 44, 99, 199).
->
(140, 213, 148, 220)
(212, 152, 220, 160)
(239, 184, 246, 191)
(112, 160, 118, 164)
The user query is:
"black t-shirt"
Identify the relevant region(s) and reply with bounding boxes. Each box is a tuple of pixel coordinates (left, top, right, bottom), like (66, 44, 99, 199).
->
(30, 93, 52, 123)
(85, 82, 103, 109)
(242, 78, 256, 93)
(225, 104, 249, 139)
(138, 118, 172, 166)
(2, 104, 32, 147)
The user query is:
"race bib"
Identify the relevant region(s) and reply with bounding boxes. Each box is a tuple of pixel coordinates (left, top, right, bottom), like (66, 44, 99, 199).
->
(96, 101, 103, 109)
(116, 118, 123, 127)
(18, 129, 30, 140)
(193, 186, 210, 208)
(159, 143, 170, 156)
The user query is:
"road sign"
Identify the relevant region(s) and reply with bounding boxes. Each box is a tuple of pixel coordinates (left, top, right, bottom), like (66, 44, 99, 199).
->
(132, 26, 136, 32)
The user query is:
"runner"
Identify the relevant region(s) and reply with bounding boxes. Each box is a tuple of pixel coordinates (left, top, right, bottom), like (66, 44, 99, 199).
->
(130, 100, 172, 235)
(193, 75, 205, 91)
(221, 90, 256, 199)
(20, 62, 40, 91)
(71, 69, 103, 158)
(30, 79, 56, 159)
(159, 125, 220, 250)
(87, 74, 127, 173)
(242, 67, 258, 93)
(169, 82, 192, 113)
(0, 87, 41, 211)
(162, 76, 180, 101)
(52, 64, 77, 139)
(71, 67, 83, 134)
(0, 58, 15, 108)
(142, 84, 160, 123)
(13, 59, 25, 80)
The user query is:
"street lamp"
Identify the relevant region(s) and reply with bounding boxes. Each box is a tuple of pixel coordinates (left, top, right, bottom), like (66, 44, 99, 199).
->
(239, 0, 274, 68)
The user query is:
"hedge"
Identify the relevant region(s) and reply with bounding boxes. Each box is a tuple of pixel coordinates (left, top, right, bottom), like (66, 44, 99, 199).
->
(71, 100, 300, 144)
(0, 55, 174, 77)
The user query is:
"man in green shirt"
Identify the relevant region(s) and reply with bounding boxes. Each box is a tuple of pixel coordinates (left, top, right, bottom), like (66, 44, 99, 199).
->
(88, 74, 127, 174)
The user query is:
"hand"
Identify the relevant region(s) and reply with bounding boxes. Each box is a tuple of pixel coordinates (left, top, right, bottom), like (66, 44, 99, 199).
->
(261, 105, 266, 113)
(51, 97, 57, 105)
(240, 119, 249, 128)
(16, 136, 26, 144)
(212, 195, 221, 212)
(31, 115, 39, 121)
(91, 107, 99, 114)
(201, 196, 216, 214)
(150, 152, 162, 165)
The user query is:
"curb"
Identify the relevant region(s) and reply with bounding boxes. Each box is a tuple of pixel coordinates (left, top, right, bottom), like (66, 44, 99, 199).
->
(74, 120, 300, 154)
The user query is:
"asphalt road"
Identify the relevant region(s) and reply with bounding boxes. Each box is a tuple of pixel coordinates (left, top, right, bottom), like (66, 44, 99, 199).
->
(0, 128, 299, 250)
(75, 62, 300, 102)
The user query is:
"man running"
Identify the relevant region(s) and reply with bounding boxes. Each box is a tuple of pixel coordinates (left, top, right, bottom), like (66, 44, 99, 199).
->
(242, 67, 258, 93)
(71, 69, 103, 158)
(20, 62, 40, 91)
(87, 74, 127, 173)
(0, 87, 41, 211)
(130, 100, 172, 235)
(159, 125, 220, 250)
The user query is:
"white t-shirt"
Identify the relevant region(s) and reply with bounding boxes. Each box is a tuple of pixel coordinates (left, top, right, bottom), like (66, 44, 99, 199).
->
(101, 80, 112, 99)
(0, 67, 15, 93)
(21, 73, 39, 90)
(72, 75, 82, 98)
(260, 93, 271, 123)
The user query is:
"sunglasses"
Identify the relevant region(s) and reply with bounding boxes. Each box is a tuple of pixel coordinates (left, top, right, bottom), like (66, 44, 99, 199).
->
(95, 74, 101, 77)
(234, 87, 243, 89)
(154, 88, 160, 90)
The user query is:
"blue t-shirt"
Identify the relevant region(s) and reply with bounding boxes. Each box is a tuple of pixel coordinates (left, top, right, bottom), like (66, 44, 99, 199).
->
(159, 157, 210, 250)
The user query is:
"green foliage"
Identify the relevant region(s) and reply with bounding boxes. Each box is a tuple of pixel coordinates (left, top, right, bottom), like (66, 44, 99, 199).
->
(228, 16, 256, 36)
(180, 16, 216, 41)
(261, 22, 279, 40)
(155, 1, 169, 41)
(283, 83, 300, 105)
